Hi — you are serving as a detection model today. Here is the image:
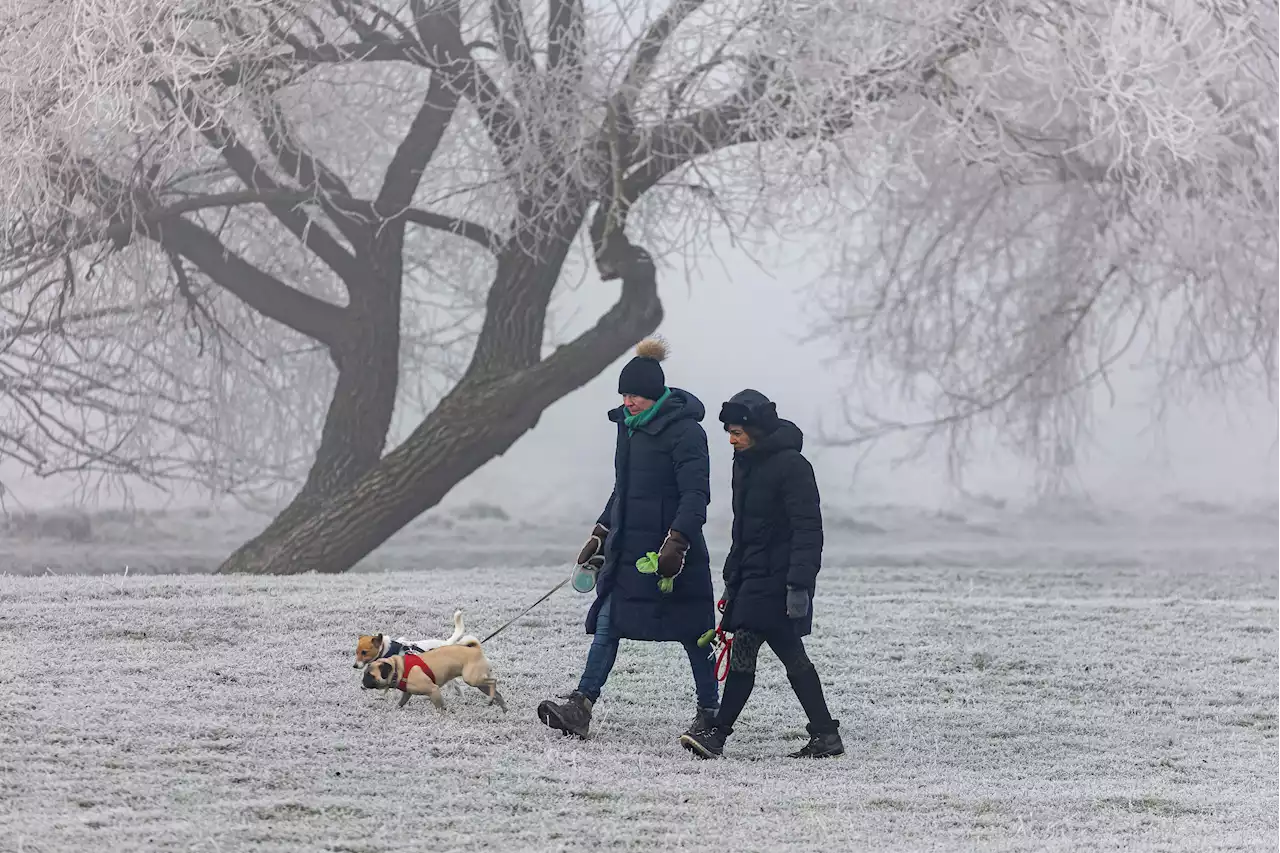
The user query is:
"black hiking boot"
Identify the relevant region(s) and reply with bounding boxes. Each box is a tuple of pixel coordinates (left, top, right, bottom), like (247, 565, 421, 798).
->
(537, 691, 593, 739)
(684, 706, 718, 738)
(788, 729, 845, 759)
(680, 725, 728, 759)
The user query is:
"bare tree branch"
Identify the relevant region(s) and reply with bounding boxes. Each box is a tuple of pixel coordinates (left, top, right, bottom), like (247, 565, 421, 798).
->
(0, 0, 1271, 515)
(489, 0, 537, 76)
(255, 95, 371, 247)
(159, 217, 348, 347)
(546, 0, 585, 76)
(376, 72, 460, 214)
(398, 208, 503, 252)
(409, 0, 528, 174)
(158, 84, 369, 287)
(614, 0, 710, 122)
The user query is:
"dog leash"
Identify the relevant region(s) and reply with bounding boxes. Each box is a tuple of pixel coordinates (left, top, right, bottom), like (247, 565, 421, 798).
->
(480, 576, 570, 644)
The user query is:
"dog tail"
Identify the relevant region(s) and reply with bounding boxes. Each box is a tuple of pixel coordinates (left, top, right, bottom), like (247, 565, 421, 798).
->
(458, 636, 482, 648)
(442, 609, 466, 645)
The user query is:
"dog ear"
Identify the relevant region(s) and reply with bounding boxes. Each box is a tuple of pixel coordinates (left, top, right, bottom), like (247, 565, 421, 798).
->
(379, 661, 394, 679)
(373, 633, 383, 644)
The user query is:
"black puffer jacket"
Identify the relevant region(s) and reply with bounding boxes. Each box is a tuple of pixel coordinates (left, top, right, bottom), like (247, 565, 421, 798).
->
(587, 387, 714, 642)
(720, 394, 823, 637)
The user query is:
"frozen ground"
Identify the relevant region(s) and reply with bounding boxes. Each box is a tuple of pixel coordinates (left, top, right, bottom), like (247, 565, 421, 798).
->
(0, 505, 1275, 852)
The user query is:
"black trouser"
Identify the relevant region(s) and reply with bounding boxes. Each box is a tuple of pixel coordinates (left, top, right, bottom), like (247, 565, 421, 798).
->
(716, 628, 838, 735)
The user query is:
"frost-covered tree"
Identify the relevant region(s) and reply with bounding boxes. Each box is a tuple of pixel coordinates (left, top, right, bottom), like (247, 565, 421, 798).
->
(0, 0, 1273, 572)
(809, 1, 1278, 489)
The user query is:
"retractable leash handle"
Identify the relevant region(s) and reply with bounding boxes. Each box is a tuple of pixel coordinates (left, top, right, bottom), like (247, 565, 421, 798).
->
(570, 562, 598, 594)
(571, 553, 605, 593)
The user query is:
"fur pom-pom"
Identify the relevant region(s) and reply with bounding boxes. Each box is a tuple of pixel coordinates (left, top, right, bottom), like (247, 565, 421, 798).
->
(635, 336, 668, 362)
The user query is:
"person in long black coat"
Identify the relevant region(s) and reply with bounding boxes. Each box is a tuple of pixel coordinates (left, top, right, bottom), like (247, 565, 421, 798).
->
(680, 389, 845, 759)
(537, 338, 718, 739)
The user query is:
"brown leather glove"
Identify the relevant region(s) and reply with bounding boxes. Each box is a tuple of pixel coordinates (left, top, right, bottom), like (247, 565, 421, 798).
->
(576, 523, 609, 568)
(656, 530, 689, 579)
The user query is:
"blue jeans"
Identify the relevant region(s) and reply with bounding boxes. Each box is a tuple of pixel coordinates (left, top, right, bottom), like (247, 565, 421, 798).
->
(577, 594, 720, 708)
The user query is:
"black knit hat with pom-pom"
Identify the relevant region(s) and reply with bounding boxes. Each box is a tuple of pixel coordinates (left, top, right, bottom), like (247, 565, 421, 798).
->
(618, 337, 668, 400)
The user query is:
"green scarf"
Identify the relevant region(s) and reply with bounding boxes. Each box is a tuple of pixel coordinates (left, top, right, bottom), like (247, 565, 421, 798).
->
(625, 387, 671, 436)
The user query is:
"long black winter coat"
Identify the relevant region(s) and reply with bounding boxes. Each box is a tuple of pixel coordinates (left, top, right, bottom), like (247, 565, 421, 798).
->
(587, 388, 714, 642)
(721, 419, 823, 637)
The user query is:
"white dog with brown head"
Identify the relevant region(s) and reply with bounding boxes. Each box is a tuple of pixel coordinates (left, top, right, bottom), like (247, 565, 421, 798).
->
(361, 638, 507, 712)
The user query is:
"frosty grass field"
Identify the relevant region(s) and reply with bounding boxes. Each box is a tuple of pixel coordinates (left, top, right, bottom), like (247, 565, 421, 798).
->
(0, 503, 1275, 852)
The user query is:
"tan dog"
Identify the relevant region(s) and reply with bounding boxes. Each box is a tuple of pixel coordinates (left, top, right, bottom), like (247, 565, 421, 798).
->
(361, 639, 507, 712)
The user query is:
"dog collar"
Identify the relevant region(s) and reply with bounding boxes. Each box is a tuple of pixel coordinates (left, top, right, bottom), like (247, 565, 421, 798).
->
(397, 653, 436, 692)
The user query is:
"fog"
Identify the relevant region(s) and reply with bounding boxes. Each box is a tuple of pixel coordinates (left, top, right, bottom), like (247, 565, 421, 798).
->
(460, 248, 1277, 521)
(3, 239, 1276, 521)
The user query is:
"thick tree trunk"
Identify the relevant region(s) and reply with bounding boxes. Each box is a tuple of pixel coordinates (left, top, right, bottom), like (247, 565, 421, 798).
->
(221, 242, 661, 575)
(217, 259, 403, 574)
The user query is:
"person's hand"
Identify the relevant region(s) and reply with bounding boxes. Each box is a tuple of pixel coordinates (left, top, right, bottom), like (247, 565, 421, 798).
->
(576, 523, 609, 569)
(656, 530, 689, 579)
(718, 594, 735, 625)
(786, 586, 809, 619)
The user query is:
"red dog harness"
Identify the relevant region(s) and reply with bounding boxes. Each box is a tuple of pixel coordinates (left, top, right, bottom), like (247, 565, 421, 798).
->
(397, 653, 437, 691)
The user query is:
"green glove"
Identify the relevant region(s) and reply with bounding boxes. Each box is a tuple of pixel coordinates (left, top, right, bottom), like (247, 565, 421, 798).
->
(636, 552, 674, 594)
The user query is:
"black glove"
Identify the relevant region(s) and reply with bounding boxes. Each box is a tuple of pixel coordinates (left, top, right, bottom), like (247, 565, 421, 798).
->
(576, 523, 609, 569)
(786, 586, 809, 619)
(656, 530, 689, 579)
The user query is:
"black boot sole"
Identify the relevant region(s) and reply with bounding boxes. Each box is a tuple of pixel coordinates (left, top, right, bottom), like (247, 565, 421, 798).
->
(788, 748, 846, 759)
(537, 702, 589, 739)
(679, 733, 722, 759)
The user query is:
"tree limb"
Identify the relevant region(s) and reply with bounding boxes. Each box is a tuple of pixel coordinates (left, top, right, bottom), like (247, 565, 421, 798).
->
(256, 96, 371, 247)
(30, 186, 498, 265)
(546, 0, 585, 76)
(0, 300, 167, 344)
(278, 38, 424, 66)
(160, 84, 369, 287)
(517, 241, 662, 404)
(158, 217, 348, 347)
(32, 158, 349, 347)
(613, 0, 709, 123)
(409, 0, 528, 175)
(376, 72, 460, 214)
(399, 208, 502, 252)
(627, 35, 977, 194)
(489, 0, 537, 76)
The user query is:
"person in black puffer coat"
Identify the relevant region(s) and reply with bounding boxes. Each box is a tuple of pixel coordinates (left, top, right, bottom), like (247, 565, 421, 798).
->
(680, 389, 844, 760)
(537, 338, 719, 740)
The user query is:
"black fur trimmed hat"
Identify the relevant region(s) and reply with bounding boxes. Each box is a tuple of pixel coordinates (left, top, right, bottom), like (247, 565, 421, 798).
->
(618, 337, 668, 400)
(719, 389, 780, 434)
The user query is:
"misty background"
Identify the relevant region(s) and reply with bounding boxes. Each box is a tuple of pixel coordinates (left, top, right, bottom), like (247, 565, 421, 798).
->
(3, 233, 1275, 525)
